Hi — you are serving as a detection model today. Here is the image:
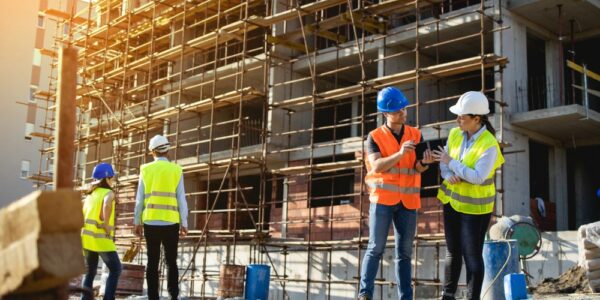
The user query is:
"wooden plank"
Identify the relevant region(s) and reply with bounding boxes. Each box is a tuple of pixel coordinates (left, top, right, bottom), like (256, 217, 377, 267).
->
(272, 160, 362, 175)
(27, 174, 53, 183)
(30, 132, 53, 139)
(572, 84, 600, 98)
(39, 48, 57, 58)
(43, 8, 93, 25)
(567, 60, 600, 83)
(0, 190, 84, 297)
(276, 0, 437, 41)
(34, 90, 55, 100)
(255, 0, 347, 26)
(274, 54, 507, 108)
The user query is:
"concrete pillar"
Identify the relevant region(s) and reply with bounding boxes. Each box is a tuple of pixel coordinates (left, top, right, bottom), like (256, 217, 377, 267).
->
(494, 9, 528, 114)
(53, 47, 78, 189)
(493, 7, 531, 216)
(545, 40, 561, 108)
(549, 146, 568, 229)
(499, 131, 530, 216)
(573, 146, 600, 228)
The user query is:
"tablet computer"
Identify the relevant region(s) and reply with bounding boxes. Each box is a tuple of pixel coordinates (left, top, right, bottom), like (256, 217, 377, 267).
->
(415, 140, 431, 154)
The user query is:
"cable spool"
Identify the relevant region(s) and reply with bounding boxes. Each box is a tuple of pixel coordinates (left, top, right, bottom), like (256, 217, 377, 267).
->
(489, 215, 542, 259)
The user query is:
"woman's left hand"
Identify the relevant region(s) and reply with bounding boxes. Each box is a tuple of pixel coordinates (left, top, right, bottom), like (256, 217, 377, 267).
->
(432, 146, 452, 164)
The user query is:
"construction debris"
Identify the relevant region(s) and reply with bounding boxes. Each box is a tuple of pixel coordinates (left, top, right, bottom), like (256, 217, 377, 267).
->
(533, 266, 592, 295)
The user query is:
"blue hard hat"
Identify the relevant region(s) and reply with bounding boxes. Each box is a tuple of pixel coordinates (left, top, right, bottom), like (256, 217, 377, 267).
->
(376, 87, 409, 112)
(92, 163, 115, 180)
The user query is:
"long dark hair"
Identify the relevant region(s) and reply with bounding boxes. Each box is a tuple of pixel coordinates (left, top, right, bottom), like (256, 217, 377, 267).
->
(85, 177, 113, 195)
(469, 114, 496, 135)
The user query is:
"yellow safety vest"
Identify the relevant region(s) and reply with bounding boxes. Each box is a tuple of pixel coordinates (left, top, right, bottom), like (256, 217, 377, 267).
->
(437, 127, 505, 215)
(81, 187, 116, 252)
(141, 160, 182, 224)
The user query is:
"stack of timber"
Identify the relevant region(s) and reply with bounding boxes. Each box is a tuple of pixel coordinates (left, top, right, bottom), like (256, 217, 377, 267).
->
(0, 189, 85, 297)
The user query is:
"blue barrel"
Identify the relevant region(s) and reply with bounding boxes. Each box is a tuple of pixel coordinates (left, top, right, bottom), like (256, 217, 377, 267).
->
(482, 240, 520, 300)
(245, 264, 270, 300)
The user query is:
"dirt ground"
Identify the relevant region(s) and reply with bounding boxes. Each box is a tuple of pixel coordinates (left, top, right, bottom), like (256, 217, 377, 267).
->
(533, 265, 592, 295)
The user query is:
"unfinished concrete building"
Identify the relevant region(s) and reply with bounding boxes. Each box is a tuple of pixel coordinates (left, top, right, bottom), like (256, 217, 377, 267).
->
(25, 0, 600, 298)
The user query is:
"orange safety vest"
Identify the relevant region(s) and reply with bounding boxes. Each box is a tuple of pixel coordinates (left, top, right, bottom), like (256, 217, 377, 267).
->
(364, 125, 422, 208)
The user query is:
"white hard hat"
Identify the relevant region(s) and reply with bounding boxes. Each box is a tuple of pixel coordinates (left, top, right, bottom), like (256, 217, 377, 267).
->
(449, 91, 490, 115)
(148, 135, 170, 152)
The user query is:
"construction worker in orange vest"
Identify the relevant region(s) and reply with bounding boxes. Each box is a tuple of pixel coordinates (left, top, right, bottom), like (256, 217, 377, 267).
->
(358, 87, 434, 300)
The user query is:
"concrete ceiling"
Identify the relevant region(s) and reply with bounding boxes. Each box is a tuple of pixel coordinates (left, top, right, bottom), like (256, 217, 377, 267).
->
(510, 104, 600, 147)
(508, 0, 600, 39)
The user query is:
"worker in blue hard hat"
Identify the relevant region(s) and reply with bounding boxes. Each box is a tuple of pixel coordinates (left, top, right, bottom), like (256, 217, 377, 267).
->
(81, 162, 122, 300)
(359, 87, 434, 300)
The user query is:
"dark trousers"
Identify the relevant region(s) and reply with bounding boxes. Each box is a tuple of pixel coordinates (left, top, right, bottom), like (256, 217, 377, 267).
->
(442, 203, 491, 300)
(82, 250, 122, 300)
(144, 224, 180, 300)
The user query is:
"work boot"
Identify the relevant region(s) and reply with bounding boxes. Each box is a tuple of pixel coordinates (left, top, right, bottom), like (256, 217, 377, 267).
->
(440, 295, 456, 300)
(358, 295, 371, 300)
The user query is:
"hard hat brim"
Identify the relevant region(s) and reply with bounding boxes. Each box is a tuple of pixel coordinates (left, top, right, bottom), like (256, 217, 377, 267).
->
(151, 144, 170, 153)
(449, 104, 490, 115)
(449, 104, 462, 115)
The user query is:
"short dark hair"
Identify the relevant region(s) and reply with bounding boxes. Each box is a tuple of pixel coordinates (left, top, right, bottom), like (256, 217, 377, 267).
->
(153, 150, 168, 157)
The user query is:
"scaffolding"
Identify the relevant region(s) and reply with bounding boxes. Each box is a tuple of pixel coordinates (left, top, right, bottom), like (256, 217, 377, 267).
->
(29, 0, 508, 298)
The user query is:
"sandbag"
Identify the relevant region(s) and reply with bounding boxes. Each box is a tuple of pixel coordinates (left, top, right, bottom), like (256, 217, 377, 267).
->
(584, 221, 600, 249)
(583, 239, 599, 250)
(585, 248, 600, 260)
(590, 278, 600, 292)
(585, 258, 600, 272)
(588, 269, 600, 280)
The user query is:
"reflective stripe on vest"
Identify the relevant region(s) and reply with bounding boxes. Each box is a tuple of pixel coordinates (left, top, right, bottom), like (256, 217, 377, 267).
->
(388, 167, 417, 175)
(365, 182, 421, 194)
(436, 127, 505, 215)
(81, 187, 116, 252)
(141, 160, 182, 223)
(81, 229, 112, 239)
(147, 203, 179, 211)
(144, 191, 177, 199)
(84, 218, 115, 231)
(364, 125, 422, 208)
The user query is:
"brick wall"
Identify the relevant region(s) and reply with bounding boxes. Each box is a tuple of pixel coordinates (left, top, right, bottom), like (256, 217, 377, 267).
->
(269, 159, 446, 241)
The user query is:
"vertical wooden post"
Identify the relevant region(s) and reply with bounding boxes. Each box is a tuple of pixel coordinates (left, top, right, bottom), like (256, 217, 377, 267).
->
(53, 47, 78, 189)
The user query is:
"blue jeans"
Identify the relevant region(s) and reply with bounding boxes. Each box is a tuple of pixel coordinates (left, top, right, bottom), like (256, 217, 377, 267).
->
(359, 202, 417, 300)
(82, 250, 122, 300)
(442, 203, 491, 300)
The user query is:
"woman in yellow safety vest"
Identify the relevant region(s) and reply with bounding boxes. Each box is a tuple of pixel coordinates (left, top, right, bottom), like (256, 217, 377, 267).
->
(432, 91, 505, 300)
(81, 163, 122, 300)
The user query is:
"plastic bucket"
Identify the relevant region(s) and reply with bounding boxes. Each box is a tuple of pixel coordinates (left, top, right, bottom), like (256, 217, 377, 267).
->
(481, 239, 520, 300)
(245, 264, 270, 300)
(504, 273, 527, 300)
